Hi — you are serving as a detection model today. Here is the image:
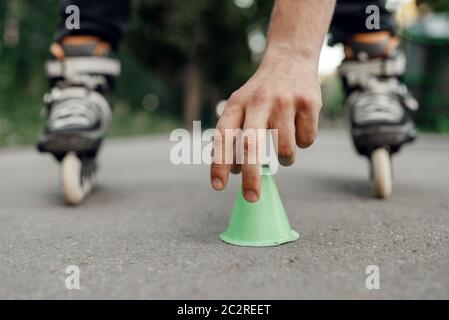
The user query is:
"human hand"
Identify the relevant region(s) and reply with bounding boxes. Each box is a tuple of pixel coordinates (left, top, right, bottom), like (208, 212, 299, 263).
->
(210, 52, 322, 202)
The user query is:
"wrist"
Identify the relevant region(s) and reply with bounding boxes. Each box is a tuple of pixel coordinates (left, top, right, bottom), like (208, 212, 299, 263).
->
(260, 43, 320, 72)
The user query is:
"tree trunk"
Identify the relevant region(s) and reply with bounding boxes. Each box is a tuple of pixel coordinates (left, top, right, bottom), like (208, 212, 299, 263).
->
(3, 0, 21, 47)
(183, 59, 202, 131)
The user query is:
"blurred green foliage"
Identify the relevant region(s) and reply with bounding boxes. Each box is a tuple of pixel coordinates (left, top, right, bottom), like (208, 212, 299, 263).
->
(0, 0, 58, 145)
(321, 74, 345, 122)
(0, 0, 276, 146)
(126, 0, 274, 128)
(422, 0, 449, 12)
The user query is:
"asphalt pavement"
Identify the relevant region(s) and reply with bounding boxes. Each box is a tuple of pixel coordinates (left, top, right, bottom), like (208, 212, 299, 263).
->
(0, 130, 448, 299)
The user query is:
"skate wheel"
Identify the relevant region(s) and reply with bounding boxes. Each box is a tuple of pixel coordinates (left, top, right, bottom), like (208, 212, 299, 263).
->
(371, 148, 392, 199)
(61, 152, 94, 206)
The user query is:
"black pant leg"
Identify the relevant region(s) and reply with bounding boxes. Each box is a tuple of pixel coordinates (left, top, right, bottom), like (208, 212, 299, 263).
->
(330, 0, 397, 44)
(56, 0, 131, 49)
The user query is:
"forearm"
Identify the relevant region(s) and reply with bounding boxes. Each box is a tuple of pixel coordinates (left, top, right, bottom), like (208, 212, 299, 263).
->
(263, 0, 336, 67)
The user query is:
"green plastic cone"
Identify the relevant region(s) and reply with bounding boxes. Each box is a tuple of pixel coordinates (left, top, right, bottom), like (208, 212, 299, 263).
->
(220, 166, 299, 247)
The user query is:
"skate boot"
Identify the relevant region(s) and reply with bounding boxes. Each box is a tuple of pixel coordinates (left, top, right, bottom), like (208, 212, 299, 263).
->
(339, 32, 418, 199)
(37, 36, 121, 205)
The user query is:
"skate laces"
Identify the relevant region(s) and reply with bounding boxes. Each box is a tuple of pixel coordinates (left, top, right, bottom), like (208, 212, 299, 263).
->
(59, 72, 108, 91)
(346, 72, 417, 124)
(48, 97, 99, 130)
(43, 70, 110, 129)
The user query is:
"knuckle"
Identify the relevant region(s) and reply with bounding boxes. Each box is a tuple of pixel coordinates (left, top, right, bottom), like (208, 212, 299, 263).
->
(227, 91, 243, 106)
(251, 89, 269, 107)
(273, 96, 293, 114)
(242, 137, 257, 154)
(296, 95, 321, 113)
(300, 98, 315, 113)
(220, 104, 239, 120)
(216, 116, 236, 133)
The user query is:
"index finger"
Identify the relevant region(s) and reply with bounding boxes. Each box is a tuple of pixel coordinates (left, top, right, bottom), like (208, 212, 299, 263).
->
(210, 103, 243, 191)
